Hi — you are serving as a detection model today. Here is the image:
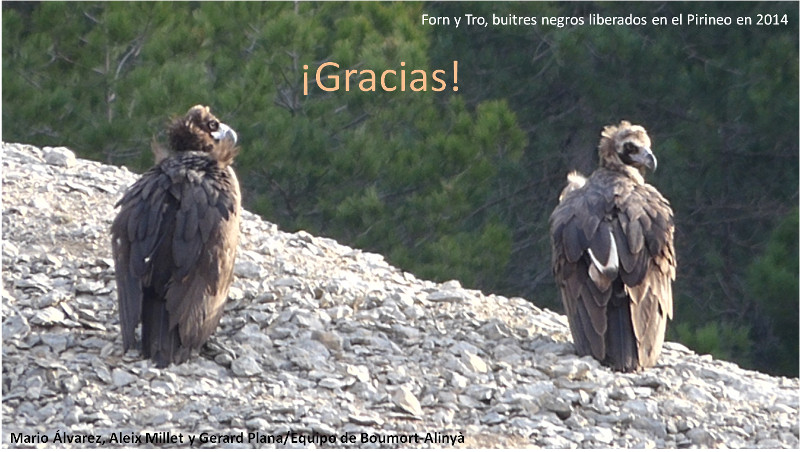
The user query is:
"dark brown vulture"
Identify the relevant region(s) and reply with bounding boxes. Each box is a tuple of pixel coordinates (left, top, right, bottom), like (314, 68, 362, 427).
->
(111, 105, 241, 367)
(550, 121, 676, 372)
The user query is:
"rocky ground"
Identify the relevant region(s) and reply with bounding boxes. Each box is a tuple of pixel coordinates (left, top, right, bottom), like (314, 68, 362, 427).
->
(2, 141, 798, 449)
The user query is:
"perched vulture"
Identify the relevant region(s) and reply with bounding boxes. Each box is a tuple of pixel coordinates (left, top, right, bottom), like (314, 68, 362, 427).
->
(550, 121, 676, 371)
(111, 105, 241, 367)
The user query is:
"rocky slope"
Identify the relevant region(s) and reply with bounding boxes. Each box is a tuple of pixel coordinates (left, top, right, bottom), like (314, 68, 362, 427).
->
(2, 142, 798, 448)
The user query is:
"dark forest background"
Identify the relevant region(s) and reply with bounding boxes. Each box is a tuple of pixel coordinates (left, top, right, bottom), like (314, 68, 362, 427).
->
(3, 1, 797, 376)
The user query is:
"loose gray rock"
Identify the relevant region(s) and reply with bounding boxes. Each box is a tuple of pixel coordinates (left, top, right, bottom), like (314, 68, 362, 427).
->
(43, 146, 76, 168)
(231, 355, 261, 377)
(3, 314, 30, 340)
(426, 289, 467, 303)
(462, 350, 488, 373)
(392, 387, 423, 417)
(29, 306, 66, 326)
(111, 369, 137, 388)
(686, 427, 718, 447)
(135, 406, 173, 426)
(346, 364, 370, 383)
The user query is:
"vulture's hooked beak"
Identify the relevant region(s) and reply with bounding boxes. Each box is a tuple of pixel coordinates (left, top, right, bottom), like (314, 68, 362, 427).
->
(212, 123, 238, 145)
(643, 147, 657, 172)
(633, 146, 657, 172)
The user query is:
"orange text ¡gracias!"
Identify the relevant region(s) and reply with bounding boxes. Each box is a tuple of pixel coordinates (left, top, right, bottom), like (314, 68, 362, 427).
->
(303, 61, 459, 95)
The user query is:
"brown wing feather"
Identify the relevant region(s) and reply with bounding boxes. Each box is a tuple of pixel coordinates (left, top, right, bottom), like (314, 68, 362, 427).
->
(112, 167, 173, 350)
(551, 168, 675, 371)
(624, 184, 675, 367)
(551, 178, 614, 361)
(165, 165, 240, 351)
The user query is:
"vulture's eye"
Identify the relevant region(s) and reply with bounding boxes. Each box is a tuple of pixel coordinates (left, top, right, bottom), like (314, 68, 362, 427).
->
(207, 120, 219, 131)
(624, 142, 638, 153)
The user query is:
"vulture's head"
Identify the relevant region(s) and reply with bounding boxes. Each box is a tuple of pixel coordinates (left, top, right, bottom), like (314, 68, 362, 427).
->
(598, 120, 656, 178)
(158, 105, 238, 165)
(169, 105, 237, 152)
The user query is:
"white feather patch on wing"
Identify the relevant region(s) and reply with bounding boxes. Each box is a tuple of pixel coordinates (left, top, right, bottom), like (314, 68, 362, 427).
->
(587, 228, 619, 277)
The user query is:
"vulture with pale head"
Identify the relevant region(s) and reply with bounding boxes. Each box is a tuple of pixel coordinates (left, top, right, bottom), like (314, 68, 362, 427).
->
(112, 105, 241, 367)
(550, 120, 676, 371)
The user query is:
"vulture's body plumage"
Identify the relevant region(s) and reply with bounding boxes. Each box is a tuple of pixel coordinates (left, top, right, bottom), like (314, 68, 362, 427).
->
(112, 105, 241, 367)
(550, 121, 675, 371)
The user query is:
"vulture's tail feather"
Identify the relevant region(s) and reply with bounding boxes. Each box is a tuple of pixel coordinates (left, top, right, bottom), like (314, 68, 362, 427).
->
(141, 289, 181, 368)
(605, 285, 639, 372)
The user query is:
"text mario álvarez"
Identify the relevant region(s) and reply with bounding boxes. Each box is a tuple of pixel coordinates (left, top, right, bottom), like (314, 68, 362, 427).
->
(10, 430, 466, 447)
